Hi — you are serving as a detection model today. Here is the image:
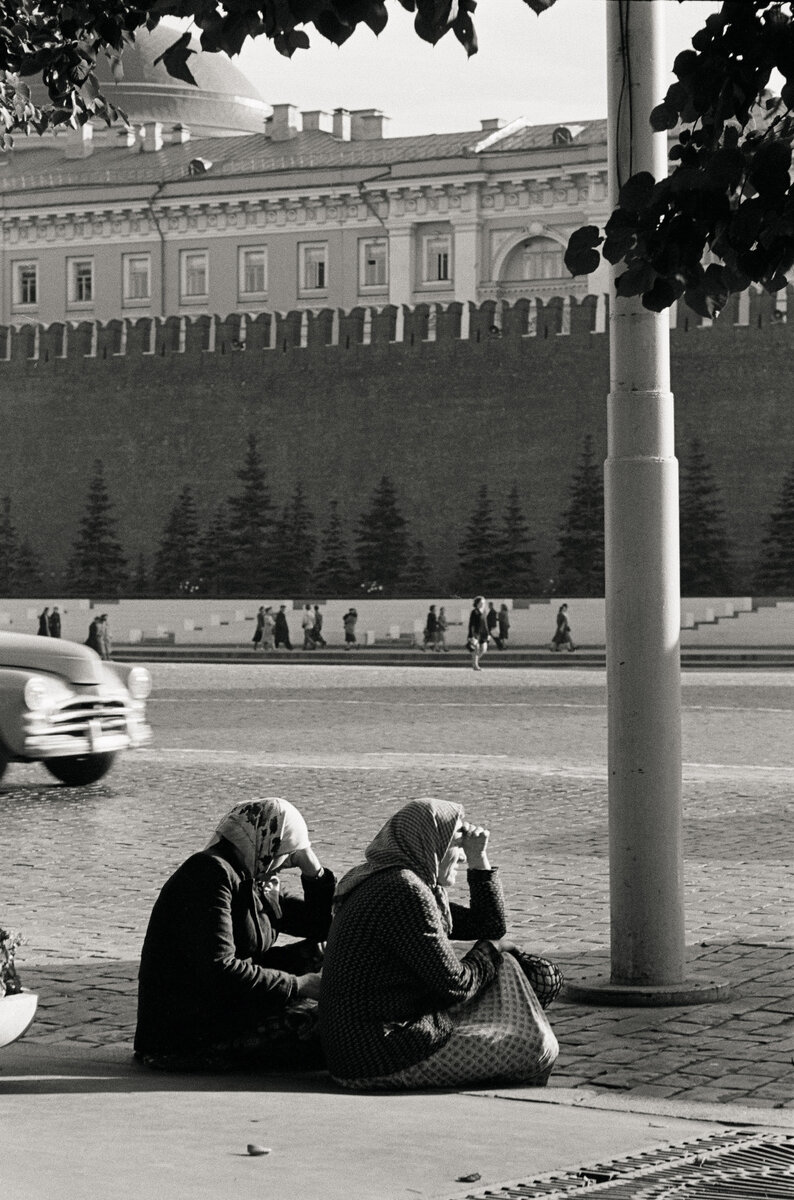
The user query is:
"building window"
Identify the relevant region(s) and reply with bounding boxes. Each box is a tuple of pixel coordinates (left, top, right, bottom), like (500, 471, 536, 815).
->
(123, 253, 151, 303)
(180, 250, 208, 300)
(13, 262, 38, 307)
(68, 258, 94, 305)
(424, 234, 452, 283)
(238, 247, 268, 297)
(300, 243, 328, 293)
(359, 238, 387, 289)
(523, 238, 564, 280)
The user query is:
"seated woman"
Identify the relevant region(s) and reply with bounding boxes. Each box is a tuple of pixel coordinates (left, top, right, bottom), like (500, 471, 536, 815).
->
(320, 797, 559, 1090)
(135, 797, 335, 1072)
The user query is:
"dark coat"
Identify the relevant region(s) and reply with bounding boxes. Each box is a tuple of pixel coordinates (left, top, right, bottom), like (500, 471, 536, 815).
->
(468, 607, 489, 644)
(320, 868, 505, 1081)
(48, 611, 61, 638)
(135, 846, 336, 1057)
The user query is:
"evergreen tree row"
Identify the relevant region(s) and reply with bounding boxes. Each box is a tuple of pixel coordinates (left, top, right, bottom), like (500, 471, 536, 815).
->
(3, 435, 794, 598)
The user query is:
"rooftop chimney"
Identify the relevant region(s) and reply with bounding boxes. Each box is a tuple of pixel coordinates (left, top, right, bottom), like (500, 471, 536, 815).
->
(270, 104, 302, 141)
(65, 123, 93, 159)
(302, 110, 334, 134)
(139, 121, 163, 153)
(333, 108, 351, 142)
(480, 118, 505, 132)
(350, 109, 388, 140)
(168, 123, 191, 145)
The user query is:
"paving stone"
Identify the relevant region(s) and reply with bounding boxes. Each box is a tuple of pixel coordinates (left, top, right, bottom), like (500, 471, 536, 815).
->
(2, 665, 791, 1109)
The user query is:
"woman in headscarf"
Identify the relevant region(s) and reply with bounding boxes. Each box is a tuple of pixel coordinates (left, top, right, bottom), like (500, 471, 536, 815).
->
(320, 798, 560, 1090)
(135, 797, 335, 1072)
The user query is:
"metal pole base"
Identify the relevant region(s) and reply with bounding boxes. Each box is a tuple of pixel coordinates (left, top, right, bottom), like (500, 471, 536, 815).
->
(565, 972, 733, 1007)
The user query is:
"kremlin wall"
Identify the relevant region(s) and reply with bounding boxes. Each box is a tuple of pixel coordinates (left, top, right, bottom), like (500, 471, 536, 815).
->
(0, 287, 791, 591)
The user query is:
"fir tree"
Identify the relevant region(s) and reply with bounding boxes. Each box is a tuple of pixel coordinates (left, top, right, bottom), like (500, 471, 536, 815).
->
(314, 501, 354, 596)
(355, 476, 409, 592)
(495, 482, 536, 595)
(269, 482, 316, 595)
(458, 483, 501, 592)
(67, 460, 128, 596)
(754, 465, 794, 593)
(0, 496, 20, 594)
(133, 551, 149, 596)
(226, 433, 273, 593)
(153, 485, 200, 594)
(15, 539, 43, 593)
(198, 504, 233, 597)
(679, 438, 734, 595)
(555, 435, 605, 596)
(401, 539, 435, 596)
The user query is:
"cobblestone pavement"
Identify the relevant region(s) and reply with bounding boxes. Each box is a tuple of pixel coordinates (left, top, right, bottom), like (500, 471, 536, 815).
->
(3, 665, 792, 1111)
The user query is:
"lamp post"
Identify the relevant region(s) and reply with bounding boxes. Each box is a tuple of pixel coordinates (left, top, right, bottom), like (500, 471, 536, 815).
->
(567, 0, 729, 1005)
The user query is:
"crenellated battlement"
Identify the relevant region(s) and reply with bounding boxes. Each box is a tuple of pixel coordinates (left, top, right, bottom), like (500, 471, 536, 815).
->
(1, 287, 790, 364)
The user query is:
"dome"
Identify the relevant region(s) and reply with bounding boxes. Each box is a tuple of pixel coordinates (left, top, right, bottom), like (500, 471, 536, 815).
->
(34, 26, 271, 136)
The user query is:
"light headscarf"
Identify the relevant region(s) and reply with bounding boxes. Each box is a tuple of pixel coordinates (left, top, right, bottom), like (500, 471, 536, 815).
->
(334, 797, 463, 934)
(206, 797, 311, 918)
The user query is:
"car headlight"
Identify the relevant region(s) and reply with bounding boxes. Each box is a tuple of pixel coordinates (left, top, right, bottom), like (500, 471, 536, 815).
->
(23, 676, 50, 712)
(127, 667, 152, 701)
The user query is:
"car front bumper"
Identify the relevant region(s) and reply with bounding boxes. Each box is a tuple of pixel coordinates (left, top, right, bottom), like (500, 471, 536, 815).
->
(21, 714, 152, 759)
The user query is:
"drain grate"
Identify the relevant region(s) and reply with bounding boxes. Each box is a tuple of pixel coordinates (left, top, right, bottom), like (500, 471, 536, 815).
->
(453, 1131, 794, 1199)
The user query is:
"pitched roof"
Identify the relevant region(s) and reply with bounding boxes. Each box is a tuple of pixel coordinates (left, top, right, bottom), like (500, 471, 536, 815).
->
(0, 119, 608, 197)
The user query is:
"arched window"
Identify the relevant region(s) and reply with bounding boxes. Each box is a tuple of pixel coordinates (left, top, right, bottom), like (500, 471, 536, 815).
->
(521, 237, 564, 280)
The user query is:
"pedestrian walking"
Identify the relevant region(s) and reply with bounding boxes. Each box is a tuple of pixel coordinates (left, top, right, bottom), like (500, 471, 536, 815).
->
(498, 604, 510, 651)
(311, 605, 326, 648)
(252, 605, 265, 650)
(274, 605, 293, 650)
(98, 614, 112, 660)
(486, 601, 502, 650)
(262, 606, 275, 651)
(86, 616, 102, 655)
(37, 607, 50, 636)
(47, 606, 61, 637)
(421, 604, 438, 652)
(302, 604, 316, 650)
(343, 608, 359, 650)
(550, 603, 575, 652)
(467, 596, 490, 671)
(436, 606, 449, 652)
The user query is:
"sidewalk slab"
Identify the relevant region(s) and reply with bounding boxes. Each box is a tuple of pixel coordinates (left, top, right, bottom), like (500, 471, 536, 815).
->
(1, 1045, 782, 1200)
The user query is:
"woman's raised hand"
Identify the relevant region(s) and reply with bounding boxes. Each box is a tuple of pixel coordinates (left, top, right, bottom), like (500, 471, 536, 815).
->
(460, 823, 491, 870)
(289, 846, 324, 878)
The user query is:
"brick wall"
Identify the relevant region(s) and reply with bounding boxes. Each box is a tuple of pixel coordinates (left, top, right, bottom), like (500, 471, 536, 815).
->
(0, 291, 790, 591)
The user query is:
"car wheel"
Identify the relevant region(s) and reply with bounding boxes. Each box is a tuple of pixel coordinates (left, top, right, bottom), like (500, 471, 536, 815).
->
(44, 752, 118, 786)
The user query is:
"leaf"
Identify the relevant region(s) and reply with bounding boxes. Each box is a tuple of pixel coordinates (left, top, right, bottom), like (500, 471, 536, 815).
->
(602, 208, 638, 264)
(618, 171, 655, 213)
(615, 261, 657, 298)
(564, 225, 603, 276)
(642, 276, 684, 312)
(154, 31, 197, 86)
(650, 101, 679, 133)
(522, 0, 559, 12)
(749, 139, 792, 196)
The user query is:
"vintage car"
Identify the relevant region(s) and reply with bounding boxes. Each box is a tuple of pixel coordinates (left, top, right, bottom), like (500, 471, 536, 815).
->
(0, 631, 152, 786)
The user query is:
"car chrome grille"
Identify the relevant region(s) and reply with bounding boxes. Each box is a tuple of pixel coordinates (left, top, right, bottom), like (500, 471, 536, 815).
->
(50, 699, 128, 737)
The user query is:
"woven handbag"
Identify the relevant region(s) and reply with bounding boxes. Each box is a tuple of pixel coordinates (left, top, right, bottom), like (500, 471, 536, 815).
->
(511, 951, 564, 1009)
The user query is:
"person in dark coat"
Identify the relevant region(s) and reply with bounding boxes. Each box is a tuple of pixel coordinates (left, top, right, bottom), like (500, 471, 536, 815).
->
(497, 604, 510, 650)
(86, 617, 102, 654)
(37, 608, 50, 636)
(135, 797, 336, 1072)
(467, 596, 490, 671)
(551, 603, 575, 652)
(47, 606, 61, 638)
(311, 605, 326, 648)
(486, 601, 502, 649)
(320, 798, 559, 1090)
(274, 605, 293, 650)
(421, 604, 438, 651)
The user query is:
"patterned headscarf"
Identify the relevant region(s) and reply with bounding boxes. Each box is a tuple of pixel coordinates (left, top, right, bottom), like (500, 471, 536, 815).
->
(334, 797, 463, 933)
(206, 798, 311, 917)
